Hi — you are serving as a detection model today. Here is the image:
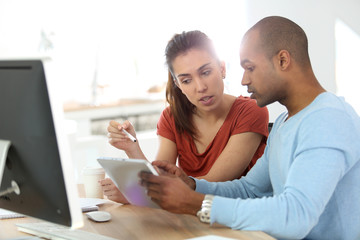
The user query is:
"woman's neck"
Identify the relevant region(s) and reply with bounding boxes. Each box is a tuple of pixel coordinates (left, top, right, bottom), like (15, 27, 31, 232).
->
(194, 94, 236, 124)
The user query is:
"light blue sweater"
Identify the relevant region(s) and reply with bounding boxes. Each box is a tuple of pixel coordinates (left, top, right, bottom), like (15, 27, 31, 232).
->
(195, 92, 360, 240)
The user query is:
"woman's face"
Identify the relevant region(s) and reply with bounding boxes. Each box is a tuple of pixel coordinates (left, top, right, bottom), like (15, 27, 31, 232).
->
(172, 48, 226, 112)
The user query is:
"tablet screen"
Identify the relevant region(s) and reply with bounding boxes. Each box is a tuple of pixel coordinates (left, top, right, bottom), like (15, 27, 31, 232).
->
(97, 157, 159, 208)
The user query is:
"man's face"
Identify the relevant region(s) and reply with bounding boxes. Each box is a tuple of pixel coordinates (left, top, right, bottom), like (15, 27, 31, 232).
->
(240, 30, 284, 107)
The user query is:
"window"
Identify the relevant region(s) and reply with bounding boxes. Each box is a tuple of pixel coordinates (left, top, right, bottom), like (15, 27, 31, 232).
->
(335, 18, 360, 115)
(0, 0, 248, 106)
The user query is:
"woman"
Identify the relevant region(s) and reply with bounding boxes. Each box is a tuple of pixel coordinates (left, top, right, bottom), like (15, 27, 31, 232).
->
(101, 30, 269, 202)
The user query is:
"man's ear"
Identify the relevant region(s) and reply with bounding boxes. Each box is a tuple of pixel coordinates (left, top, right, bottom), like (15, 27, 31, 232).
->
(277, 50, 291, 70)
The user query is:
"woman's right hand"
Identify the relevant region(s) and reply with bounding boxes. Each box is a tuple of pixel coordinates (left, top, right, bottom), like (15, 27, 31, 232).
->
(99, 178, 130, 204)
(107, 120, 139, 153)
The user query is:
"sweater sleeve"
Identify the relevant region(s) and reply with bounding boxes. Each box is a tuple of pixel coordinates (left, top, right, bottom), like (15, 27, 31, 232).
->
(210, 148, 346, 239)
(195, 144, 273, 199)
(195, 108, 360, 239)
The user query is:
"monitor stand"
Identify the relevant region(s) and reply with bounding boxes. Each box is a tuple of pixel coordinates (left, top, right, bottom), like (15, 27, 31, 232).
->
(0, 139, 20, 197)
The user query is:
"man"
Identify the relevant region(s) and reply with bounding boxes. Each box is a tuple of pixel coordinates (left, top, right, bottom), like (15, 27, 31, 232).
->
(140, 16, 360, 240)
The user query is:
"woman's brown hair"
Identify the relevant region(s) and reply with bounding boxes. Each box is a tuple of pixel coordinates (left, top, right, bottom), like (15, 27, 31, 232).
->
(165, 30, 219, 138)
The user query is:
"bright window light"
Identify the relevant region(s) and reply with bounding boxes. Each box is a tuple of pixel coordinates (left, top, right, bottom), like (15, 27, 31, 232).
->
(335, 18, 360, 115)
(0, 0, 248, 105)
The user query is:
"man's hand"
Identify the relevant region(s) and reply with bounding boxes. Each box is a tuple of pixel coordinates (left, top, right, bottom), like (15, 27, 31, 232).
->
(139, 171, 204, 215)
(152, 160, 196, 190)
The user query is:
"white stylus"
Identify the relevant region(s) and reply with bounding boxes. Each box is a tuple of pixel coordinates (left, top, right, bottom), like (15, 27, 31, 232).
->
(122, 129, 137, 142)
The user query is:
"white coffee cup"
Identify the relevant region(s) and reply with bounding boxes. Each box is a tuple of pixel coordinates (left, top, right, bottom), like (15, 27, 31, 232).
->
(82, 167, 105, 198)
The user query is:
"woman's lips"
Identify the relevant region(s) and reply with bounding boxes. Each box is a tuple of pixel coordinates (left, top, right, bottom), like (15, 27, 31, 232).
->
(199, 96, 214, 106)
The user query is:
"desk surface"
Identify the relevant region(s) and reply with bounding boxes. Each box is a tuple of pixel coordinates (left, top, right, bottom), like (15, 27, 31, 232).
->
(1, 201, 275, 240)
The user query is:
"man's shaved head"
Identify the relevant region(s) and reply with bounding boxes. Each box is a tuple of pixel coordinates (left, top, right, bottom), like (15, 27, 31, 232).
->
(243, 16, 311, 68)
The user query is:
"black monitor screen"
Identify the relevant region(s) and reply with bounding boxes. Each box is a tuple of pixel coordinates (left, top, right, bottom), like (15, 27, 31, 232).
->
(0, 60, 82, 227)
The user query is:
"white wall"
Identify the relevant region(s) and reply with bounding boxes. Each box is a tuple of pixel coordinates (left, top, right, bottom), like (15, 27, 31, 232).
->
(243, 0, 360, 122)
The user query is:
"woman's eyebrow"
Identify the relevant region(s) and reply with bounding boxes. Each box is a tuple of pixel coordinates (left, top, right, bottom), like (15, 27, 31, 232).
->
(197, 63, 211, 73)
(176, 63, 212, 79)
(176, 73, 191, 78)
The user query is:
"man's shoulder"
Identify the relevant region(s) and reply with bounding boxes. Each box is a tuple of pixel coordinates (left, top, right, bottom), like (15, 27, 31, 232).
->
(306, 92, 359, 122)
(272, 92, 359, 134)
(310, 92, 348, 110)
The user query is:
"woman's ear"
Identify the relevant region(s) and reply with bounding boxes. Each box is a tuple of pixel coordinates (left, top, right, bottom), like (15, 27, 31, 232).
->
(277, 50, 291, 70)
(173, 76, 180, 88)
(169, 71, 179, 88)
(220, 60, 226, 79)
(173, 79, 180, 88)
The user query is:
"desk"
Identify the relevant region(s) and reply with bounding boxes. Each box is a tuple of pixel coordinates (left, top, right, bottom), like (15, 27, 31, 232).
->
(1, 201, 275, 240)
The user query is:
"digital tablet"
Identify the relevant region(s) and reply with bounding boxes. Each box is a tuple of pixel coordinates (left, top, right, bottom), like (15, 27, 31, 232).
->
(97, 157, 159, 208)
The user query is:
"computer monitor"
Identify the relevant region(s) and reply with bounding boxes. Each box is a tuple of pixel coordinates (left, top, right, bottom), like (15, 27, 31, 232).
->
(0, 60, 83, 228)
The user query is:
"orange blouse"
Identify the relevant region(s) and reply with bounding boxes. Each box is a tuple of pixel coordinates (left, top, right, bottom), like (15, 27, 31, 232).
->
(156, 96, 269, 178)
